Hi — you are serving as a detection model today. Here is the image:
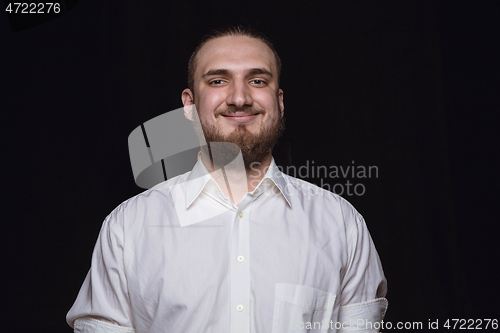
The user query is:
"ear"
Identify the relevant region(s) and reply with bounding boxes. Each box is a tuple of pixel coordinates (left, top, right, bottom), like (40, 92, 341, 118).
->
(182, 88, 195, 121)
(278, 88, 284, 117)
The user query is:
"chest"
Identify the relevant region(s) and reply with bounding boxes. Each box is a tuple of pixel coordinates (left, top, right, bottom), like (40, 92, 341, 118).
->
(123, 205, 348, 329)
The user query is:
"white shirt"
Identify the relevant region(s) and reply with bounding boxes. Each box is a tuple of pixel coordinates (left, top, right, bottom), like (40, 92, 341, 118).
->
(67, 157, 388, 333)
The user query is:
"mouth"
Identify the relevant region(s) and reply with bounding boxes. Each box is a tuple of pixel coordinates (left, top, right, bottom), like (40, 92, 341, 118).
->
(221, 112, 261, 123)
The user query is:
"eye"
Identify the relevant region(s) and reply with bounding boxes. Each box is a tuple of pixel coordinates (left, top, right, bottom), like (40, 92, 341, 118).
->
(209, 79, 225, 86)
(250, 79, 267, 86)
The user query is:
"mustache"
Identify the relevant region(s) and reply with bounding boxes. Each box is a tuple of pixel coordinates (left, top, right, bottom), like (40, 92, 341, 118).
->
(214, 106, 265, 117)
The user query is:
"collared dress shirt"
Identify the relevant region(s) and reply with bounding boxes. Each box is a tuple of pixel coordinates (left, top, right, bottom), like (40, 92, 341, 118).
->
(67, 157, 388, 333)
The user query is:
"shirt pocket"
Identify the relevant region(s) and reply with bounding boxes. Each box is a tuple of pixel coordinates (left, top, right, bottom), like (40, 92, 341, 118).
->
(271, 283, 337, 333)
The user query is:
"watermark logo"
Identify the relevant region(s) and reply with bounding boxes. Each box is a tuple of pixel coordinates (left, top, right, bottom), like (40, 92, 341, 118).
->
(279, 160, 378, 196)
(128, 105, 250, 226)
(246, 160, 378, 197)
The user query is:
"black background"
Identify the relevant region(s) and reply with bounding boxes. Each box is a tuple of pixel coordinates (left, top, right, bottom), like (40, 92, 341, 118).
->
(2, 1, 499, 332)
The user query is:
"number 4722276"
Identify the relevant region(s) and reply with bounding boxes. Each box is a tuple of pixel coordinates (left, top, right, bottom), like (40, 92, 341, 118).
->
(5, 3, 61, 14)
(444, 319, 498, 330)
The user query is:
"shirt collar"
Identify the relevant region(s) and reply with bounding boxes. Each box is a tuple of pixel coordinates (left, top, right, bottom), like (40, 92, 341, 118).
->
(185, 156, 292, 209)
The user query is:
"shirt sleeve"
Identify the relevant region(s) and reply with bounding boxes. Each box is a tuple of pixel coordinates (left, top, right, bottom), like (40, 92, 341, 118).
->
(66, 211, 135, 330)
(337, 203, 388, 332)
(73, 316, 135, 333)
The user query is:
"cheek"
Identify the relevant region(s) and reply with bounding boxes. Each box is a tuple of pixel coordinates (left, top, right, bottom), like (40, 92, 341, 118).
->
(199, 88, 225, 109)
(196, 97, 218, 123)
(255, 91, 279, 110)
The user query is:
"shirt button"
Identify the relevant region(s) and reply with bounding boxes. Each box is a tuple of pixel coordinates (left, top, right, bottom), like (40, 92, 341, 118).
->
(236, 304, 244, 312)
(237, 255, 244, 262)
(238, 211, 243, 218)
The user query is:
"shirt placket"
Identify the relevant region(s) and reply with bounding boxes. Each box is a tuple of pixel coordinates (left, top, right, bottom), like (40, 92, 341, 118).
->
(230, 199, 251, 333)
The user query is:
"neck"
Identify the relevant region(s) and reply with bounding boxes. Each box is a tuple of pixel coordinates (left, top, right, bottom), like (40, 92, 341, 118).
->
(200, 152, 272, 206)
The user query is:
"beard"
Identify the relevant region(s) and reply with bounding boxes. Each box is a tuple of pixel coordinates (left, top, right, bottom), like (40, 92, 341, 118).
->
(194, 105, 285, 171)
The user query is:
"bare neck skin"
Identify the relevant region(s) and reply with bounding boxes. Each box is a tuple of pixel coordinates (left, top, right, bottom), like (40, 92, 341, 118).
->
(199, 150, 272, 206)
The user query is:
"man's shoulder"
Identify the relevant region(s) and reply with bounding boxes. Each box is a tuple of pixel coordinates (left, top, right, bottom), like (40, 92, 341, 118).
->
(279, 172, 348, 205)
(105, 171, 190, 223)
(279, 172, 363, 223)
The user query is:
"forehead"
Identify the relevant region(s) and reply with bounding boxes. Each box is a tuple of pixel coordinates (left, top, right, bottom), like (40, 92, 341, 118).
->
(195, 36, 277, 77)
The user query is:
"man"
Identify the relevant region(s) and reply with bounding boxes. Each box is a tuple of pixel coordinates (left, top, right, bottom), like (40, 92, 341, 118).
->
(67, 25, 388, 332)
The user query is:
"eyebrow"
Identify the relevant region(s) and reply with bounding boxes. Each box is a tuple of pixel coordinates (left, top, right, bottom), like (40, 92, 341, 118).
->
(202, 68, 274, 78)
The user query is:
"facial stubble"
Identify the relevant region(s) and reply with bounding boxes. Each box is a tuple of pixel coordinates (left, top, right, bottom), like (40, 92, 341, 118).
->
(194, 105, 285, 171)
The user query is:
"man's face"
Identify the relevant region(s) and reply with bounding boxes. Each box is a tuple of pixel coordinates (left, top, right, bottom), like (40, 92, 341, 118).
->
(183, 35, 285, 170)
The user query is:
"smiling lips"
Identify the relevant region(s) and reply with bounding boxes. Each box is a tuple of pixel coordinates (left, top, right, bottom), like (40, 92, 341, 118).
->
(221, 112, 261, 123)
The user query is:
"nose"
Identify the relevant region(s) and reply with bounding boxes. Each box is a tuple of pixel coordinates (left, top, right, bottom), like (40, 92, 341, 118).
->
(225, 80, 253, 108)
